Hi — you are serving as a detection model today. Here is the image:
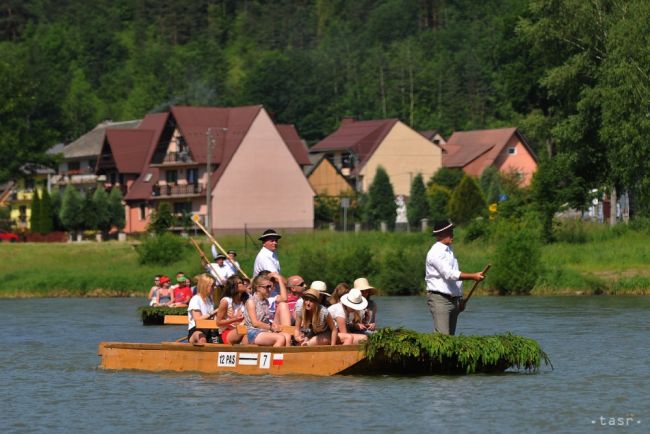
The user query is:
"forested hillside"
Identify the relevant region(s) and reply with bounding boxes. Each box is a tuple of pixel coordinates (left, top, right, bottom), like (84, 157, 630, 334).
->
(2, 0, 650, 214)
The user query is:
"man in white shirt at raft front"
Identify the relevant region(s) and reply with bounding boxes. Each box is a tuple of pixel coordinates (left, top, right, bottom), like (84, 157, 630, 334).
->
(253, 229, 282, 277)
(425, 219, 485, 335)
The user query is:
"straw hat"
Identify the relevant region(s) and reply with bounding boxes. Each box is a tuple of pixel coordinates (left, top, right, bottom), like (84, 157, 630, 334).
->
(301, 288, 322, 303)
(353, 277, 377, 296)
(259, 229, 282, 241)
(341, 288, 368, 311)
(309, 280, 331, 296)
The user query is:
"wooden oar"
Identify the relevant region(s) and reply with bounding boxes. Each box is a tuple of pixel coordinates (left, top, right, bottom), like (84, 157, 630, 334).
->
(192, 219, 250, 279)
(189, 237, 224, 286)
(461, 264, 491, 312)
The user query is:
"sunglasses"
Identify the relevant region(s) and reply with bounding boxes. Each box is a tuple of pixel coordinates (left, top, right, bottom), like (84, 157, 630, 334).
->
(257, 284, 273, 290)
(293, 282, 306, 287)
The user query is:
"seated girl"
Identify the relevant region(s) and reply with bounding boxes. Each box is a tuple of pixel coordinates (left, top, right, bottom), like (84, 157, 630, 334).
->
(294, 287, 337, 346)
(215, 275, 249, 345)
(148, 275, 161, 306)
(187, 274, 219, 344)
(353, 277, 378, 334)
(327, 288, 369, 344)
(153, 276, 173, 307)
(242, 274, 292, 347)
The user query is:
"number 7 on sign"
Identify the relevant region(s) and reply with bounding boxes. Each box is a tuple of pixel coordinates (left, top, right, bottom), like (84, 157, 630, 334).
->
(260, 352, 271, 369)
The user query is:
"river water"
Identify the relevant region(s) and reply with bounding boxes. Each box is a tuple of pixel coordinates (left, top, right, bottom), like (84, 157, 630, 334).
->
(0, 296, 648, 433)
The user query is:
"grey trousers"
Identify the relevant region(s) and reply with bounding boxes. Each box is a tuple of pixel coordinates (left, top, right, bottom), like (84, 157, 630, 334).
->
(426, 292, 461, 335)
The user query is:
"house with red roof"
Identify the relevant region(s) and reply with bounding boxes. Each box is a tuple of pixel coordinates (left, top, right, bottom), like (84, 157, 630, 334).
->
(442, 127, 537, 186)
(310, 118, 443, 196)
(122, 105, 314, 233)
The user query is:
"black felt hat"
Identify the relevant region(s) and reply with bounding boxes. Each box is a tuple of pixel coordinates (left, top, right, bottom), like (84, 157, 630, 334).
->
(258, 229, 282, 241)
(432, 219, 455, 235)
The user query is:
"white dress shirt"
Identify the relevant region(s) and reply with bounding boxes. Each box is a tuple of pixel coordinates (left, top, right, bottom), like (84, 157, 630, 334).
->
(253, 246, 280, 276)
(425, 241, 463, 297)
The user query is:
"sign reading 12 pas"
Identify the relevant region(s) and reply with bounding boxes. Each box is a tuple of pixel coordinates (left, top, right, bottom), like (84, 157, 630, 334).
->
(218, 352, 284, 368)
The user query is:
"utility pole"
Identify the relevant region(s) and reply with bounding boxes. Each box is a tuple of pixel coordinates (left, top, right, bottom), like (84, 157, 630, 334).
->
(206, 128, 214, 232)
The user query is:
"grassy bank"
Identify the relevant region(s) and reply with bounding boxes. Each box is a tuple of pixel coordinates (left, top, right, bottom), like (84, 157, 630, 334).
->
(1, 227, 650, 297)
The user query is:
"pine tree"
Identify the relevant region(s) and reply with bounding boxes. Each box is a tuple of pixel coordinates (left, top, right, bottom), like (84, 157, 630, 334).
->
(60, 185, 84, 232)
(427, 167, 464, 190)
(365, 166, 397, 230)
(426, 184, 451, 222)
(39, 187, 53, 233)
(92, 187, 111, 232)
(407, 173, 429, 227)
(81, 192, 97, 230)
(30, 188, 41, 233)
(448, 175, 487, 225)
(108, 187, 125, 230)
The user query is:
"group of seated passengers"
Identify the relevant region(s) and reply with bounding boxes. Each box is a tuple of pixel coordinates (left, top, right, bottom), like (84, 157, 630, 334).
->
(147, 272, 212, 308)
(186, 271, 378, 347)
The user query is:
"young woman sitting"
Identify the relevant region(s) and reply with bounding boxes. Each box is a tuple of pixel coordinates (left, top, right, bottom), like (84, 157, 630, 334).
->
(243, 274, 292, 347)
(215, 275, 249, 345)
(187, 274, 219, 344)
(353, 278, 378, 334)
(294, 287, 337, 346)
(148, 275, 161, 306)
(327, 288, 369, 345)
(153, 276, 173, 306)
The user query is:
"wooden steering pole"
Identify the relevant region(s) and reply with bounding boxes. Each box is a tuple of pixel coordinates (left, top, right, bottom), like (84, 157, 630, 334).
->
(461, 264, 491, 312)
(192, 217, 250, 280)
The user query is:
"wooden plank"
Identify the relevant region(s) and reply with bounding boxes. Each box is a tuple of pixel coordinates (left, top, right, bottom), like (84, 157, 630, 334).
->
(164, 315, 217, 329)
(235, 324, 295, 334)
(164, 315, 187, 325)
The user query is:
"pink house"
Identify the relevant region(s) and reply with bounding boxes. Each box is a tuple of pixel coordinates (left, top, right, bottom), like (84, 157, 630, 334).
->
(123, 105, 314, 234)
(443, 127, 537, 185)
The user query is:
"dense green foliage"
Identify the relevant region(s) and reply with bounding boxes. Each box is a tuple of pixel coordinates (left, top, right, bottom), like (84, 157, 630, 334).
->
(92, 187, 111, 232)
(39, 187, 53, 233)
(139, 306, 187, 325)
(427, 168, 464, 191)
(59, 185, 83, 232)
(148, 202, 174, 234)
(30, 190, 41, 233)
(108, 187, 126, 230)
(365, 166, 397, 229)
(425, 184, 451, 222)
(406, 173, 429, 227)
(448, 175, 486, 225)
(491, 225, 542, 295)
(364, 328, 551, 374)
(136, 232, 191, 265)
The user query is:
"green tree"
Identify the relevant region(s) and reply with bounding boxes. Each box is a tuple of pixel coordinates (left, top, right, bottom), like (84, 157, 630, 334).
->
(50, 188, 64, 231)
(479, 167, 502, 204)
(108, 187, 125, 230)
(149, 202, 174, 234)
(365, 166, 397, 230)
(39, 187, 53, 234)
(448, 175, 486, 225)
(426, 184, 451, 222)
(427, 167, 464, 190)
(407, 173, 429, 227)
(59, 185, 84, 233)
(491, 225, 542, 295)
(81, 192, 97, 230)
(92, 187, 111, 232)
(30, 188, 41, 233)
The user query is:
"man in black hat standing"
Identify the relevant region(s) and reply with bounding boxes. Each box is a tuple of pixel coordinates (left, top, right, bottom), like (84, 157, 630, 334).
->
(425, 220, 485, 335)
(253, 229, 282, 277)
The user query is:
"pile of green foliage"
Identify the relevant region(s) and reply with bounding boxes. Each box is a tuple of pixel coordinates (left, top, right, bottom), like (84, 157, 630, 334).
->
(363, 328, 551, 374)
(136, 232, 191, 265)
(139, 306, 187, 325)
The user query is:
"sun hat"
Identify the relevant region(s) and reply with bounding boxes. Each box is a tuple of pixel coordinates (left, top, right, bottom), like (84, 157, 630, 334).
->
(214, 254, 227, 260)
(309, 280, 331, 296)
(432, 219, 454, 235)
(341, 288, 368, 311)
(353, 277, 377, 295)
(259, 229, 282, 241)
(159, 276, 171, 284)
(301, 288, 322, 303)
(227, 250, 237, 256)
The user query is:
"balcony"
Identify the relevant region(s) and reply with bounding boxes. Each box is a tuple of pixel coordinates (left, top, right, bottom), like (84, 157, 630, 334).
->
(151, 151, 197, 167)
(152, 183, 205, 198)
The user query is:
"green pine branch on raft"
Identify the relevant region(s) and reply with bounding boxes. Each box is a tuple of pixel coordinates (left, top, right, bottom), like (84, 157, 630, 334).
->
(139, 306, 187, 325)
(363, 328, 551, 374)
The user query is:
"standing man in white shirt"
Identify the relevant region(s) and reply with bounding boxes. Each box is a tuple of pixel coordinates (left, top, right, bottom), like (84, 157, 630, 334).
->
(425, 220, 485, 335)
(253, 229, 281, 277)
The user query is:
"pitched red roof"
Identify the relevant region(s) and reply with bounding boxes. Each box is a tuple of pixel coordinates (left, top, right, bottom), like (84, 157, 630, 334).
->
(310, 119, 399, 165)
(104, 129, 155, 173)
(124, 168, 159, 201)
(442, 127, 536, 170)
(276, 124, 310, 166)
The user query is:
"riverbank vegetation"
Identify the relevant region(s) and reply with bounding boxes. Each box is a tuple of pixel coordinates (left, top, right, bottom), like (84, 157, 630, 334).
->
(2, 221, 650, 297)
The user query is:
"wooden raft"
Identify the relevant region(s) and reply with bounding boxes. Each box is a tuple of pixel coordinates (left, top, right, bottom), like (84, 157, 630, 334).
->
(98, 341, 366, 376)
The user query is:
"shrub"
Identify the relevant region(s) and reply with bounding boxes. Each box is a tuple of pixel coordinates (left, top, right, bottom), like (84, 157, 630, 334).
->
(30, 189, 41, 233)
(92, 188, 111, 232)
(375, 248, 424, 295)
(108, 187, 125, 230)
(427, 167, 464, 190)
(553, 220, 588, 244)
(426, 184, 451, 222)
(448, 175, 487, 225)
(298, 244, 376, 289)
(491, 227, 542, 295)
(39, 188, 53, 233)
(59, 185, 84, 232)
(464, 218, 490, 242)
(136, 232, 191, 265)
(148, 202, 174, 234)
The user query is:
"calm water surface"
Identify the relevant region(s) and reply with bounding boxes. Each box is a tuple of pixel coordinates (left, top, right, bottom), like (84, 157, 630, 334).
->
(0, 296, 648, 433)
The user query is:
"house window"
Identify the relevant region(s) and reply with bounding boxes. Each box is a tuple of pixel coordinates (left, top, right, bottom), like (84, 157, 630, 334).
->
(68, 161, 80, 172)
(507, 147, 517, 155)
(139, 204, 147, 220)
(173, 202, 192, 214)
(187, 168, 198, 184)
(144, 173, 153, 182)
(166, 170, 178, 184)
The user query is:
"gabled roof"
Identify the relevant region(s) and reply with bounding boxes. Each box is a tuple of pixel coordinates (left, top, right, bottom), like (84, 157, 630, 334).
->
(103, 129, 155, 173)
(64, 120, 141, 159)
(310, 119, 399, 165)
(276, 124, 310, 166)
(124, 168, 159, 201)
(442, 127, 536, 169)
